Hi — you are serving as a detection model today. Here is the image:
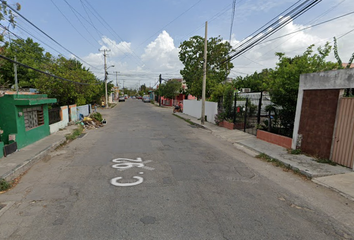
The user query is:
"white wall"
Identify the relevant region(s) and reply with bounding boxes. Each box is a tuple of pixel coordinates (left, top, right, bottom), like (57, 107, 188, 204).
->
(49, 106, 70, 134)
(183, 100, 218, 124)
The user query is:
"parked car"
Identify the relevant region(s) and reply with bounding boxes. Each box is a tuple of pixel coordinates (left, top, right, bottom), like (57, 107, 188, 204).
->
(142, 95, 150, 103)
(119, 96, 125, 102)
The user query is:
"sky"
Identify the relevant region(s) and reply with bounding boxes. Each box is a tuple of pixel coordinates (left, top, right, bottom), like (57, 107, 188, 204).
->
(3, 0, 354, 89)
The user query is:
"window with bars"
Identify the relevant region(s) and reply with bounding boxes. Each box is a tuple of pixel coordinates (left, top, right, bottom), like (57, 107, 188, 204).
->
(23, 106, 44, 130)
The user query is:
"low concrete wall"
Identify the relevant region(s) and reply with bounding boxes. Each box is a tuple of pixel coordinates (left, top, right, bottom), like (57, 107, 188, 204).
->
(183, 100, 218, 124)
(69, 104, 77, 122)
(49, 106, 70, 134)
(0, 141, 4, 158)
(257, 130, 292, 149)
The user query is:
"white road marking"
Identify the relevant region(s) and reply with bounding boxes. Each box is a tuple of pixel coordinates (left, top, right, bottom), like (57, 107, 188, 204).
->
(110, 176, 144, 187)
(110, 157, 154, 187)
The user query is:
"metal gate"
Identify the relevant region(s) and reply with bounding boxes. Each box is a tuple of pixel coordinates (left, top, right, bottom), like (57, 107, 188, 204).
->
(331, 98, 354, 169)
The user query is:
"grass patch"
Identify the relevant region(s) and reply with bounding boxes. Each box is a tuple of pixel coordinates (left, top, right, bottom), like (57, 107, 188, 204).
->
(108, 103, 117, 108)
(289, 148, 302, 155)
(316, 158, 337, 166)
(173, 113, 195, 125)
(0, 178, 11, 191)
(256, 153, 310, 179)
(65, 124, 84, 141)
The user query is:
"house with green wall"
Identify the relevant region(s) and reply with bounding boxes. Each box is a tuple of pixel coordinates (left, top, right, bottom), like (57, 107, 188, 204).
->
(0, 94, 56, 157)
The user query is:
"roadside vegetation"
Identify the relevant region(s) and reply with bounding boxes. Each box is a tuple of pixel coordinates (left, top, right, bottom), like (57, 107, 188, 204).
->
(0, 178, 11, 192)
(256, 153, 309, 179)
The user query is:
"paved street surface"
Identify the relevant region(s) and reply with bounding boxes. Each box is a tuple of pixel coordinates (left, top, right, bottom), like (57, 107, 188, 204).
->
(1, 99, 354, 240)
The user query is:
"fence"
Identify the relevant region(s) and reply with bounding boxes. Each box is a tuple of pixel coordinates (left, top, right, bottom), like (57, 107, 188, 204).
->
(225, 92, 293, 137)
(48, 107, 61, 125)
(183, 100, 218, 124)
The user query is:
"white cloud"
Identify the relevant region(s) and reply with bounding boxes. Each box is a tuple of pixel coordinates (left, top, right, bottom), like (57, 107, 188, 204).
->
(99, 36, 132, 57)
(141, 30, 183, 72)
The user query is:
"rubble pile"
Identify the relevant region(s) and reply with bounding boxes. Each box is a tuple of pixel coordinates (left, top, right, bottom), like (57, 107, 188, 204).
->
(82, 117, 104, 130)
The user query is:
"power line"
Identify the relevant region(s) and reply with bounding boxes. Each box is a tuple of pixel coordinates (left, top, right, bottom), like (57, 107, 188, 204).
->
(63, 0, 99, 44)
(225, 0, 322, 63)
(262, 11, 354, 44)
(232, 9, 354, 74)
(50, 0, 97, 48)
(0, 53, 100, 85)
(229, 0, 237, 42)
(1, 0, 100, 71)
(81, 0, 145, 67)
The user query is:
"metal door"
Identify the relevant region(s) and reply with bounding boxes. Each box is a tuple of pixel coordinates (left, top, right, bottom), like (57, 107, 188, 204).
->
(331, 98, 354, 169)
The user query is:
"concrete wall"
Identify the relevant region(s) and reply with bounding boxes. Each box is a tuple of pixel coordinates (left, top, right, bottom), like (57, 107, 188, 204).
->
(49, 106, 70, 134)
(77, 104, 91, 120)
(183, 100, 218, 124)
(292, 68, 354, 149)
(69, 104, 77, 122)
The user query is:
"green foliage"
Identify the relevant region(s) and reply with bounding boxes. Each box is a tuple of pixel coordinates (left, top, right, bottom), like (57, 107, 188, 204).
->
(179, 35, 234, 98)
(159, 79, 181, 99)
(0, 178, 11, 191)
(214, 109, 226, 125)
(268, 43, 337, 130)
(333, 37, 354, 69)
(290, 149, 302, 155)
(210, 83, 227, 102)
(34, 56, 102, 106)
(90, 112, 103, 122)
(233, 68, 272, 92)
(0, 38, 47, 87)
(0, 2, 21, 42)
(223, 85, 234, 119)
(65, 124, 84, 141)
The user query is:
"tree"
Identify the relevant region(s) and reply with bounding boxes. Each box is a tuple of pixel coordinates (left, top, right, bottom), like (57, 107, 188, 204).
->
(179, 36, 234, 99)
(233, 68, 272, 92)
(0, 2, 21, 42)
(269, 43, 337, 132)
(0, 38, 48, 87)
(34, 56, 101, 106)
(159, 79, 181, 99)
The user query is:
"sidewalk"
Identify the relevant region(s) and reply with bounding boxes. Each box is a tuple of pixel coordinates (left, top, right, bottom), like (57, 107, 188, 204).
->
(0, 124, 78, 182)
(0, 106, 116, 183)
(174, 112, 354, 201)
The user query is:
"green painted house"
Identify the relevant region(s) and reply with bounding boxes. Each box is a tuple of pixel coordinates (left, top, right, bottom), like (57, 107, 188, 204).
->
(0, 94, 56, 156)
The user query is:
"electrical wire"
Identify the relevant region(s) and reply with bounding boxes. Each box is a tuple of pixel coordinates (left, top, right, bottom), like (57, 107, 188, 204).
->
(63, 0, 99, 44)
(50, 0, 97, 48)
(0, 54, 100, 85)
(0, 0, 100, 71)
(225, 0, 322, 63)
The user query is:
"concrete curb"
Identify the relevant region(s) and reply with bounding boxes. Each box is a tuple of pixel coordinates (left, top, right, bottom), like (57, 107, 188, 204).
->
(312, 178, 354, 202)
(1, 137, 67, 182)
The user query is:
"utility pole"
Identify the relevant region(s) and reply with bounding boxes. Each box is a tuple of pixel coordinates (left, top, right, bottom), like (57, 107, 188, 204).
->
(201, 21, 208, 125)
(14, 56, 18, 94)
(113, 71, 119, 87)
(113, 71, 120, 100)
(100, 49, 110, 109)
(159, 74, 162, 107)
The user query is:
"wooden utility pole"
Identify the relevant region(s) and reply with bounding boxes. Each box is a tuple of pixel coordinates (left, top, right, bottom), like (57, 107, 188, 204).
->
(14, 56, 18, 94)
(159, 74, 162, 107)
(100, 49, 110, 108)
(201, 21, 208, 125)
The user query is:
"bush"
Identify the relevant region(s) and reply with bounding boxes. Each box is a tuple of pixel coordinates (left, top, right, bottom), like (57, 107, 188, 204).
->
(90, 112, 103, 122)
(0, 178, 11, 191)
(66, 124, 84, 141)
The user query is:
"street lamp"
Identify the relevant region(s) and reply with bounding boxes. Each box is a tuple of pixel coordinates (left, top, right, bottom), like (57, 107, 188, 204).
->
(105, 64, 114, 109)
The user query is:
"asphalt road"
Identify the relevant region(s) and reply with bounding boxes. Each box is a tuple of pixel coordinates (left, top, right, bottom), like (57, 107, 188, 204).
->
(0, 99, 354, 240)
